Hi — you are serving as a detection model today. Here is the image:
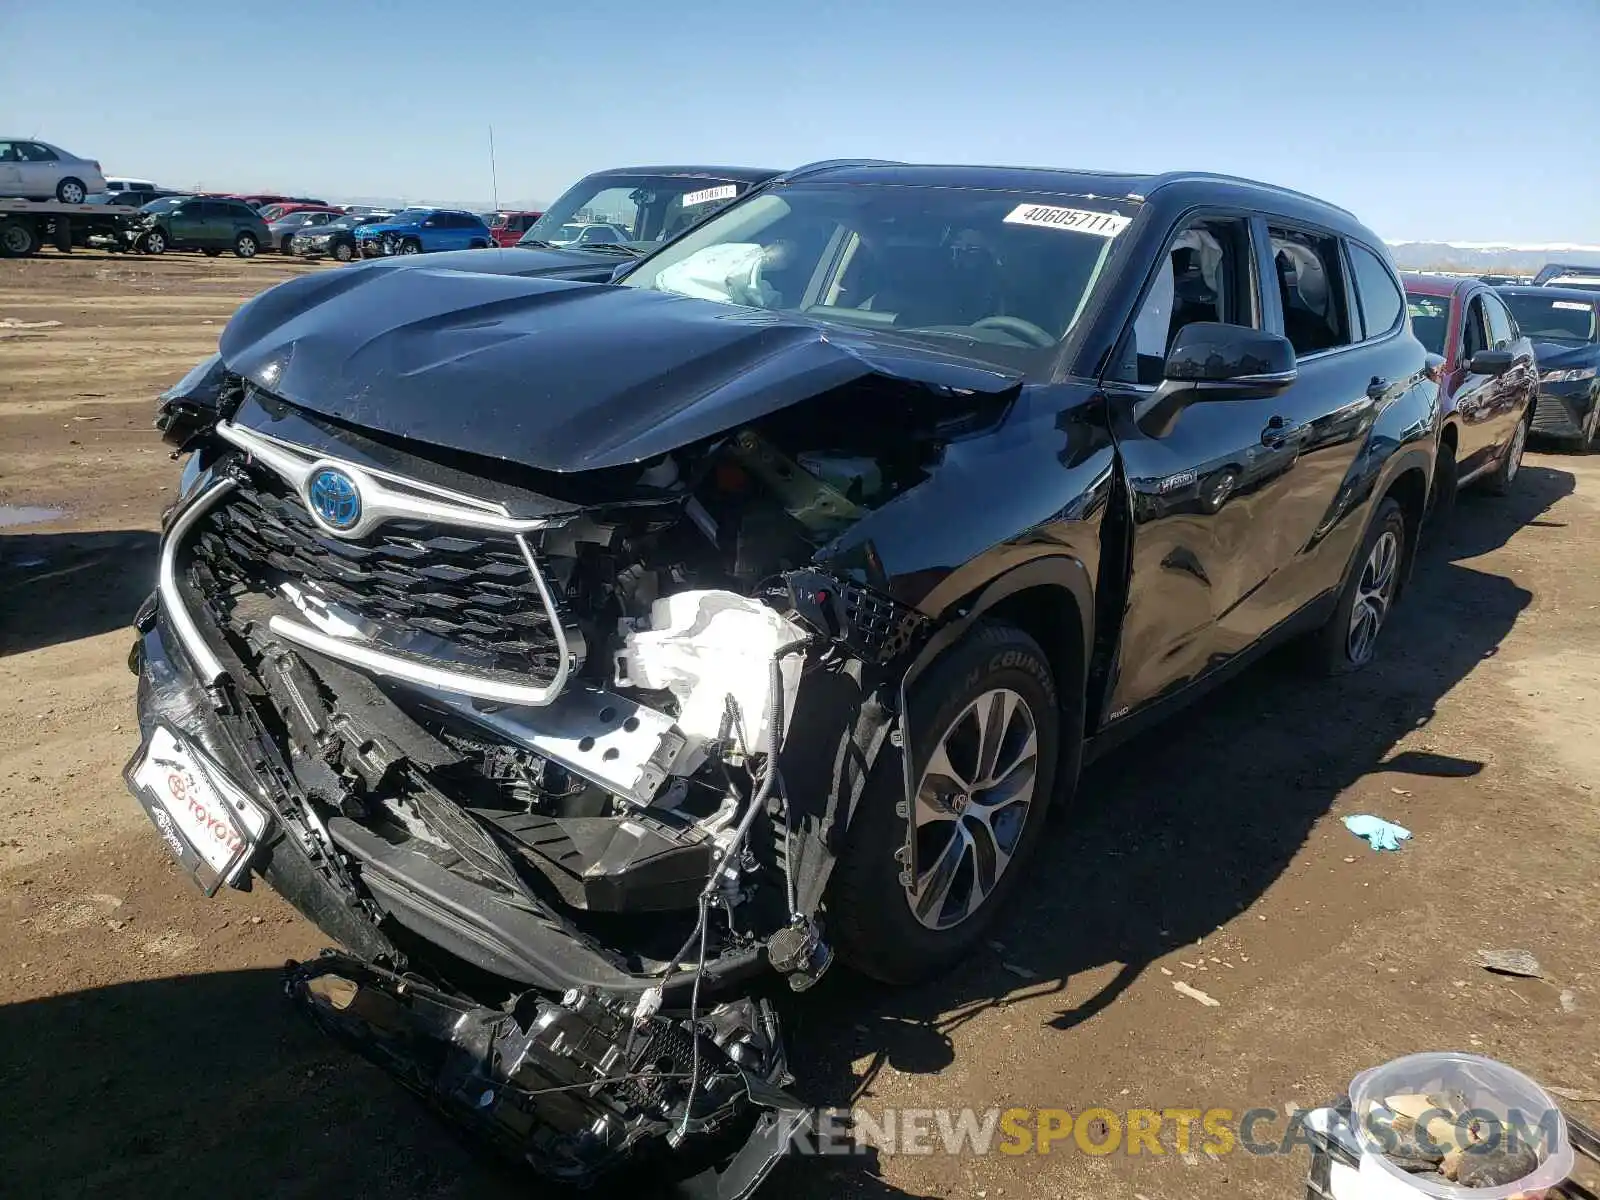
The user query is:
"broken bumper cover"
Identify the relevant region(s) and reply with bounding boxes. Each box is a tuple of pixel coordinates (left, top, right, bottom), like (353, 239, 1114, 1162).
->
(287, 953, 810, 1198)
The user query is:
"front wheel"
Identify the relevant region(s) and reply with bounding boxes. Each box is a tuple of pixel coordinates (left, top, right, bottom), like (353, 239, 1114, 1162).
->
(234, 232, 259, 258)
(1482, 412, 1529, 495)
(828, 623, 1062, 984)
(332, 241, 354, 262)
(1309, 497, 1407, 675)
(142, 229, 167, 255)
(397, 238, 421, 255)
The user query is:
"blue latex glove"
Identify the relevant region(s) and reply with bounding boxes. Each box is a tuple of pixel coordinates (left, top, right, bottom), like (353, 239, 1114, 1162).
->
(1343, 814, 1412, 852)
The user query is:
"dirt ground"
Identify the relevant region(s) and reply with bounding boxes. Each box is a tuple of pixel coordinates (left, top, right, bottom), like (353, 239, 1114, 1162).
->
(2, 251, 1598, 1200)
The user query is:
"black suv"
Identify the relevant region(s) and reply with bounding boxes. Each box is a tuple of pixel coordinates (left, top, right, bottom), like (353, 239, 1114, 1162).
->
(130, 162, 1435, 1195)
(128, 196, 271, 257)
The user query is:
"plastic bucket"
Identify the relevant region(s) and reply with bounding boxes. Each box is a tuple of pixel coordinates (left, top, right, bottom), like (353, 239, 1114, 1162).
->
(1345, 1052, 1574, 1198)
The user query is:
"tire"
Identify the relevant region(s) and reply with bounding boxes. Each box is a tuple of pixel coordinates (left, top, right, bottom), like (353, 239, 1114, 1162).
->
(332, 241, 354, 262)
(234, 232, 259, 258)
(829, 623, 1062, 984)
(0, 218, 38, 258)
(398, 238, 421, 255)
(1581, 401, 1600, 453)
(202, 248, 223, 258)
(1482, 410, 1529, 495)
(142, 229, 167, 255)
(55, 177, 87, 204)
(1308, 497, 1407, 675)
(281, 238, 297, 255)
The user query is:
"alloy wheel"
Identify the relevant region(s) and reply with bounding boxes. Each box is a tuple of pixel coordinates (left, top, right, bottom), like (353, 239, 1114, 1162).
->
(237, 235, 257, 258)
(904, 688, 1039, 931)
(399, 241, 419, 255)
(1347, 529, 1400, 665)
(145, 231, 165, 254)
(59, 180, 85, 204)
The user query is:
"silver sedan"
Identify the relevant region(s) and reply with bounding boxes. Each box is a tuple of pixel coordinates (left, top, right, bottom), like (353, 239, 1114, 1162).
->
(0, 139, 108, 204)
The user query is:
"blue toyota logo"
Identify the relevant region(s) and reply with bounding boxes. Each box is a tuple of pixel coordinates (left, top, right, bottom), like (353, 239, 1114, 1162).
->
(308, 467, 361, 531)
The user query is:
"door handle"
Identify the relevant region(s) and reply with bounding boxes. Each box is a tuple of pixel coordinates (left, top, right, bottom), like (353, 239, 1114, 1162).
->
(1366, 377, 1390, 400)
(1261, 414, 1294, 447)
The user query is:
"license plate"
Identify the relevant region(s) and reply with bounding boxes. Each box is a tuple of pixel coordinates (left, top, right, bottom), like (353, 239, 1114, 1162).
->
(126, 726, 269, 895)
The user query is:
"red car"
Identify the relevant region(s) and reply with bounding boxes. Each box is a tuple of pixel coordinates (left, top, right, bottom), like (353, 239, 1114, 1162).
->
(485, 210, 543, 247)
(1402, 274, 1538, 504)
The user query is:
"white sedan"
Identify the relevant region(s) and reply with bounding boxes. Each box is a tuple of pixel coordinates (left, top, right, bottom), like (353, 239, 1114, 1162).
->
(0, 139, 108, 204)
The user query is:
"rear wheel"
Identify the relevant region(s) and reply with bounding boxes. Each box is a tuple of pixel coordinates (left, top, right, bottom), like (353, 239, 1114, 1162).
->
(1482, 411, 1529, 495)
(829, 623, 1062, 984)
(56, 177, 87, 204)
(1309, 497, 1407, 675)
(0, 218, 38, 258)
(234, 232, 259, 258)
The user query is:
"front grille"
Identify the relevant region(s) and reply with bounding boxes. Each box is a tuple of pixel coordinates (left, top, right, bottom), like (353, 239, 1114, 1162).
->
(187, 469, 566, 685)
(1532, 397, 1582, 439)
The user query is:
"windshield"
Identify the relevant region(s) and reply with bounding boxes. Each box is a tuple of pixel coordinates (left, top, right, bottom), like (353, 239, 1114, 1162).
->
(619, 183, 1134, 353)
(1501, 294, 1597, 345)
(140, 197, 188, 215)
(517, 174, 756, 250)
(1404, 292, 1450, 357)
(379, 208, 430, 225)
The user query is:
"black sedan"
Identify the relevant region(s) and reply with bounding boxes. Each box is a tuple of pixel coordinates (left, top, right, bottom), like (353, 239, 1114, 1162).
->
(1497, 286, 1600, 449)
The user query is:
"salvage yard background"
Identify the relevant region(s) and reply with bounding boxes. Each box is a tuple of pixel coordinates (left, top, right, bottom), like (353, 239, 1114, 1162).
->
(2, 253, 1598, 1199)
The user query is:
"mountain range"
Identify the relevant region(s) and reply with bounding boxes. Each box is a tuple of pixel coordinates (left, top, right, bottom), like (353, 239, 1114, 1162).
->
(1387, 242, 1600, 274)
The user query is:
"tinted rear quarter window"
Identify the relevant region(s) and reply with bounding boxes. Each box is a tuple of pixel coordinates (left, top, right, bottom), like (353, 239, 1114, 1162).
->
(1348, 243, 1404, 339)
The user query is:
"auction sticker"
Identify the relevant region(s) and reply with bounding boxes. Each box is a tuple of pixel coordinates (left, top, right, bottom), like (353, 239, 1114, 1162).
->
(1004, 204, 1132, 238)
(1553, 301, 1591, 311)
(683, 184, 739, 207)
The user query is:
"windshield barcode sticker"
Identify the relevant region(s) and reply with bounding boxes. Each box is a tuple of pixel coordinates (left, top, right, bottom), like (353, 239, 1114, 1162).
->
(1003, 204, 1131, 238)
(682, 185, 738, 207)
(1553, 300, 1591, 311)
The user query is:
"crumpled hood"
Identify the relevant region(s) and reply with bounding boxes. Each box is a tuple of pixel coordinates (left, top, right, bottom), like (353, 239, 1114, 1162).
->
(217, 256, 1024, 473)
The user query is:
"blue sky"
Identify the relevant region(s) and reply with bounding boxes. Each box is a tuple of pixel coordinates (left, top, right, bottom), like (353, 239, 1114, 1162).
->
(3, 0, 1595, 242)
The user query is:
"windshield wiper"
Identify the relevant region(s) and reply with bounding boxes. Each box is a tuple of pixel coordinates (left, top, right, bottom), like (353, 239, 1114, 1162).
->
(515, 239, 554, 249)
(573, 243, 645, 257)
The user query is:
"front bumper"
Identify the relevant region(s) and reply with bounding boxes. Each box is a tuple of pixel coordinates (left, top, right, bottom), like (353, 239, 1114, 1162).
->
(1531, 381, 1596, 440)
(126, 601, 807, 1194)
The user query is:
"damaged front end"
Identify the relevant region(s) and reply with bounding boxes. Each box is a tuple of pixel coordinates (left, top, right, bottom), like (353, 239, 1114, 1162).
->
(287, 954, 809, 1198)
(132, 309, 1014, 1187)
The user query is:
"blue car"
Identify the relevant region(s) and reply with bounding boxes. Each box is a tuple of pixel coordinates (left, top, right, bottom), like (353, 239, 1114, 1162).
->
(354, 207, 493, 257)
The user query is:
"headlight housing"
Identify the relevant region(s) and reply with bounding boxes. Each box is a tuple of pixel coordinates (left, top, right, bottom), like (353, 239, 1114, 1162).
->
(1541, 366, 1598, 383)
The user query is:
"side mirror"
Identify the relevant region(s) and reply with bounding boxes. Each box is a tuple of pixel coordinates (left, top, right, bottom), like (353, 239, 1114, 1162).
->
(1468, 349, 1514, 375)
(1161, 322, 1297, 398)
(1139, 323, 1297, 438)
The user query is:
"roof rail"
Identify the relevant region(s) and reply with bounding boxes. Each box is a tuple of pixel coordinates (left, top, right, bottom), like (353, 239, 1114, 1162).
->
(1532, 262, 1600, 286)
(776, 158, 905, 182)
(1148, 171, 1359, 220)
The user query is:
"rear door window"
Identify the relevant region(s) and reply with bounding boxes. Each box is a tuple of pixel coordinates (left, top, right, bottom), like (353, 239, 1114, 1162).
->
(1347, 243, 1404, 339)
(1268, 227, 1353, 355)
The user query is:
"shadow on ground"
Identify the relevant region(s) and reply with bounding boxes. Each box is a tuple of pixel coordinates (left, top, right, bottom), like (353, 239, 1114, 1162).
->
(0, 966, 534, 1200)
(0, 530, 157, 657)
